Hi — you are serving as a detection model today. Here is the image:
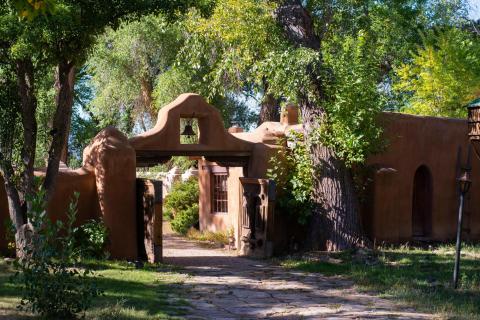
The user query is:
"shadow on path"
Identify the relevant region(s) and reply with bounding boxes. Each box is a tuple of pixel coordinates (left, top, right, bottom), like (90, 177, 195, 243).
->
(162, 227, 432, 320)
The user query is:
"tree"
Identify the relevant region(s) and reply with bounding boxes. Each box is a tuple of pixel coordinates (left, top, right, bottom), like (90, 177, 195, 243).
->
(0, 0, 204, 254)
(395, 27, 480, 117)
(176, 0, 289, 124)
(10, 0, 57, 20)
(87, 14, 183, 133)
(270, 0, 470, 250)
(87, 10, 258, 132)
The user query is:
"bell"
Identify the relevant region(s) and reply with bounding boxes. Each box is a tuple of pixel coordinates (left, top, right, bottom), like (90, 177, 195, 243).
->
(181, 123, 196, 136)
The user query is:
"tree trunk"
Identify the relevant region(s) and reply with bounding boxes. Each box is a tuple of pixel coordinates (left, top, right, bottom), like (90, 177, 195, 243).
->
(276, 0, 366, 251)
(300, 103, 364, 250)
(258, 93, 280, 125)
(43, 60, 75, 202)
(0, 157, 24, 231)
(140, 77, 153, 111)
(17, 59, 38, 212)
(0, 59, 38, 256)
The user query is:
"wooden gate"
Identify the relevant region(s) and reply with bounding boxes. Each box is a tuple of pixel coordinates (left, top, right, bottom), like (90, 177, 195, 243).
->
(136, 179, 163, 263)
(239, 178, 276, 258)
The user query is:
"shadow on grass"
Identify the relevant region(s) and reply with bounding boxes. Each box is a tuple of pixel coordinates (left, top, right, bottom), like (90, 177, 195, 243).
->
(91, 270, 188, 318)
(282, 248, 480, 319)
(0, 259, 188, 320)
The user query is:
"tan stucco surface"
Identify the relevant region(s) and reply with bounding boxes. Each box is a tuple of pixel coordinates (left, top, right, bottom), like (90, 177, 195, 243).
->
(130, 94, 254, 154)
(83, 127, 138, 259)
(198, 111, 480, 245)
(36, 168, 99, 224)
(198, 160, 243, 245)
(365, 112, 480, 242)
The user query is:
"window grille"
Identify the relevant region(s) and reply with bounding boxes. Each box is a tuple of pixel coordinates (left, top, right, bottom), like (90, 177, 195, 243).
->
(212, 173, 228, 213)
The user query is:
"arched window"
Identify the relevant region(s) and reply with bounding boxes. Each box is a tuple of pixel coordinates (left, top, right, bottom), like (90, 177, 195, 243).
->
(412, 165, 433, 238)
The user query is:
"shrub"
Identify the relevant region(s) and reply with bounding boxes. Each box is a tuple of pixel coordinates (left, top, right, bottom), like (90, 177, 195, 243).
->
(13, 191, 102, 319)
(73, 219, 109, 259)
(164, 177, 199, 235)
(164, 177, 199, 214)
(170, 203, 199, 235)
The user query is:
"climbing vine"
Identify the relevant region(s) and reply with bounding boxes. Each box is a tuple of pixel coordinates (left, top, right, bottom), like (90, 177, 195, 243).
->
(267, 131, 313, 225)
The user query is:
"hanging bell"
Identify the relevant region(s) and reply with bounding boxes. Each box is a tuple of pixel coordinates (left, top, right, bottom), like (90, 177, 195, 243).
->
(181, 121, 196, 136)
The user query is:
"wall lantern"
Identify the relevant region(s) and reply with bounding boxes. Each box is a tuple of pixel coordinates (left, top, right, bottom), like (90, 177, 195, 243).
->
(467, 98, 480, 159)
(458, 170, 472, 194)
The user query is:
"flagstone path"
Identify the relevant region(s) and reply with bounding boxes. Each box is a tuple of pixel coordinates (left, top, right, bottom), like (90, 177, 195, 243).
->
(163, 227, 433, 320)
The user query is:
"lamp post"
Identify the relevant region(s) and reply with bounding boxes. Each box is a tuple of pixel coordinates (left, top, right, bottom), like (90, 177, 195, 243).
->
(454, 98, 480, 288)
(453, 165, 471, 289)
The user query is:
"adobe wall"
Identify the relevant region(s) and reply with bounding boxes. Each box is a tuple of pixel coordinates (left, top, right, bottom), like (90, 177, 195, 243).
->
(36, 168, 99, 225)
(130, 94, 254, 155)
(200, 111, 480, 245)
(0, 127, 138, 260)
(198, 160, 243, 237)
(0, 169, 98, 254)
(83, 127, 137, 259)
(365, 112, 480, 242)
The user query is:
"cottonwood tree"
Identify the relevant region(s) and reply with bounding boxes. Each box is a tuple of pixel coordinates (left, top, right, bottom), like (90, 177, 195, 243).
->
(87, 14, 183, 133)
(0, 0, 204, 253)
(395, 27, 480, 117)
(87, 10, 258, 132)
(271, 0, 470, 250)
(176, 0, 289, 124)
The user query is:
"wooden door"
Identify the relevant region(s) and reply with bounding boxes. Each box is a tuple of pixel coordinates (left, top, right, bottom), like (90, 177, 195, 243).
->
(412, 166, 433, 238)
(239, 178, 275, 258)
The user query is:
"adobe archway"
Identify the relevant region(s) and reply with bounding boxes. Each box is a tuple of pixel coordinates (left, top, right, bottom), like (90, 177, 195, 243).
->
(82, 93, 283, 261)
(129, 93, 255, 171)
(129, 94, 270, 261)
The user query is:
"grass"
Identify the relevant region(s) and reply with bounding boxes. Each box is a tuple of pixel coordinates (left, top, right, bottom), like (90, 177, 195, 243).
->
(281, 243, 480, 320)
(185, 228, 230, 245)
(0, 258, 190, 319)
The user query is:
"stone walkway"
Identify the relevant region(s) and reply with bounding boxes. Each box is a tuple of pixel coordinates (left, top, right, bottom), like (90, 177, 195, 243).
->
(163, 230, 433, 320)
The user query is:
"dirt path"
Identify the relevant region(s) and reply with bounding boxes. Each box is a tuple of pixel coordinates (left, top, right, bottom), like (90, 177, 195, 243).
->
(163, 228, 433, 320)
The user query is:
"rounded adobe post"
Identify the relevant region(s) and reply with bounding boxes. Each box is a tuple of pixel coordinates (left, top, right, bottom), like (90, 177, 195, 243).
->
(83, 127, 137, 259)
(281, 103, 299, 125)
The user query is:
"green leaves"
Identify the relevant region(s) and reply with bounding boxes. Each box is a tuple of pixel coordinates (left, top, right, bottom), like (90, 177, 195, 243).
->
(320, 32, 385, 165)
(10, 0, 57, 21)
(268, 131, 314, 225)
(14, 190, 103, 318)
(87, 14, 183, 132)
(176, 0, 288, 99)
(165, 177, 200, 234)
(394, 27, 480, 118)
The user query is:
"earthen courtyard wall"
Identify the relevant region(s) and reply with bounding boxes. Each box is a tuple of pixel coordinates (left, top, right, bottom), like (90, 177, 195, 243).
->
(1, 94, 480, 257)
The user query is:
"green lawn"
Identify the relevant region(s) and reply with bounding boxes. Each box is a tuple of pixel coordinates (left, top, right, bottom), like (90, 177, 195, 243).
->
(281, 244, 480, 320)
(0, 259, 190, 319)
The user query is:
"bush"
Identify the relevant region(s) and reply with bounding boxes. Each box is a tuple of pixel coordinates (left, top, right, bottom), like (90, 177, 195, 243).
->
(170, 203, 199, 235)
(164, 177, 199, 235)
(13, 191, 102, 319)
(73, 219, 109, 259)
